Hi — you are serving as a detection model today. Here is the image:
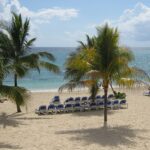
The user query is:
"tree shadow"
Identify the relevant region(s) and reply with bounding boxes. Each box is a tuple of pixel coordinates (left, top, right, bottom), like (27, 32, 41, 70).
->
(72, 109, 115, 117)
(0, 113, 23, 129)
(0, 112, 51, 128)
(0, 142, 21, 149)
(56, 125, 149, 148)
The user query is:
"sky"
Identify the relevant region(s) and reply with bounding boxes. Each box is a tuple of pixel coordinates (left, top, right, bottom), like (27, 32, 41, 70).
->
(0, 0, 150, 47)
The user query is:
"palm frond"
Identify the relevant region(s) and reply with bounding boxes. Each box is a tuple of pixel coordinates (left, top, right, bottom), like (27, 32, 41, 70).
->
(38, 51, 55, 61)
(40, 61, 60, 73)
(59, 80, 95, 92)
(0, 85, 29, 106)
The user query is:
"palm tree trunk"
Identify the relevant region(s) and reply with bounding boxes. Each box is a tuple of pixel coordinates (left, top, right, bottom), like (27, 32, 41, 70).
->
(14, 74, 21, 113)
(110, 82, 116, 95)
(104, 84, 108, 126)
(90, 82, 99, 103)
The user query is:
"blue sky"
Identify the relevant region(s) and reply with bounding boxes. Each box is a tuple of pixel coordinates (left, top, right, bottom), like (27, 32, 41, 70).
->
(1, 0, 150, 47)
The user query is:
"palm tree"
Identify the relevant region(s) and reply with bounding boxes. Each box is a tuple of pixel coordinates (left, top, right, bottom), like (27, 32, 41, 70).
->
(59, 35, 99, 102)
(0, 50, 29, 108)
(60, 24, 137, 125)
(0, 13, 59, 112)
(95, 24, 132, 125)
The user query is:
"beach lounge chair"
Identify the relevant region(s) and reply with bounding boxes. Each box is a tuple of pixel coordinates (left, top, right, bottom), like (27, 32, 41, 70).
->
(81, 96, 89, 104)
(75, 97, 80, 104)
(73, 103, 82, 111)
(101, 95, 105, 99)
(48, 104, 56, 114)
(56, 104, 64, 113)
(68, 97, 75, 104)
(80, 101, 90, 111)
(51, 96, 60, 106)
(81, 96, 88, 101)
(64, 97, 74, 105)
(88, 96, 92, 103)
(35, 105, 47, 115)
(108, 94, 114, 100)
(95, 95, 102, 104)
(112, 100, 119, 109)
(90, 102, 97, 110)
(96, 95, 101, 100)
(143, 92, 150, 96)
(107, 101, 113, 109)
(51, 96, 60, 101)
(96, 101, 104, 109)
(64, 104, 73, 112)
(119, 100, 128, 108)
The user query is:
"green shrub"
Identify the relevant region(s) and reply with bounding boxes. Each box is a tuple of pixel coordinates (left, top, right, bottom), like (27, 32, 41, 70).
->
(114, 92, 126, 99)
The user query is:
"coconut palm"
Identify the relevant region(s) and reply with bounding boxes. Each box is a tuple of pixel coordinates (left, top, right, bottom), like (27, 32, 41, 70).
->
(0, 51, 29, 108)
(60, 24, 138, 125)
(0, 13, 59, 112)
(94, 24, 134, 124)
(59, 35, 100, 102)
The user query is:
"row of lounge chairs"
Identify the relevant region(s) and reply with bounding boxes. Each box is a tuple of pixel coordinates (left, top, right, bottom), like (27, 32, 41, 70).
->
(35, 95, 128, 115)
(143, 91, 150, 96)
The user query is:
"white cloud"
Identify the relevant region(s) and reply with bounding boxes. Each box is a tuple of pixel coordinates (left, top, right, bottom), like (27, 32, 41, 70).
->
(89, 3, 150, 46)
(0, 0, 78, 23)
(0, 0, 78, 46)
(114, 3, 150, 42)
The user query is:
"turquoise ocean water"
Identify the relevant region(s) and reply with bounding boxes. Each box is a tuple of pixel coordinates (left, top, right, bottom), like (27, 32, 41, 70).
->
(4, 47, 150, 91)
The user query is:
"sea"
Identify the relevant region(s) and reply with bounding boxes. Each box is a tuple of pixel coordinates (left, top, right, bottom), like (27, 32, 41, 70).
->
(4, 47, 150, 92)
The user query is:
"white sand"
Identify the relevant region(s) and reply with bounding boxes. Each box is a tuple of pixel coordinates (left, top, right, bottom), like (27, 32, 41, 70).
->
(0, 88, 150, 150)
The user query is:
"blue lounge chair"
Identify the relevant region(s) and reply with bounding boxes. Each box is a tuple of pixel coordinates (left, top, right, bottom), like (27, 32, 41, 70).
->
(48, 104, 56, 114)
(108, 94, 114, 100)
(64, 97, 74, 105)
(35, 105, 47, 115)
(90, 102, 97, 110)
(112, 100, 119, 109)
(80, 101, 90, 111)
(64, 104, 73, 112)
(51, 96, 60, 106)
(96, 95, 101, 99)
(81, 96, 88, 104)
(107, 101, 113, 109)
(81, 96, 88, 101)
(101, 95, 105, 99)
(56, 104, 64, 113)
(120, 100, 128, 108)
(88, 96, 92, 102)
(75, 97, 80, 104)
(143, 91, 150, 96)
(69, 97, 74, 104)
(73, 103, 82, 111)
(96, 101, 104, 109)
(95, 95, 102, 104)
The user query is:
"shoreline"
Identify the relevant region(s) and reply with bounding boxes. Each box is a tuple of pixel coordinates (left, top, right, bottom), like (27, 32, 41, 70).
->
(29, 85, 148, 94)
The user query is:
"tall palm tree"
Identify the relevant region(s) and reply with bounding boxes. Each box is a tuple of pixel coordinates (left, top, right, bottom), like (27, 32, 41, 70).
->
(60, 24, 137, 125)
(0, 13, 59, 112)
(95, 24, 132, 125)
(0, 50, 29, 108)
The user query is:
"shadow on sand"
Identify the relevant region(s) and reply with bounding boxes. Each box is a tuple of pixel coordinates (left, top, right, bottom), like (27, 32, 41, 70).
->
(0, 112, 52, 128)
(0, 113, 23, 128)
(0, 142, 21, 149)
(71, 109, 115, 117)
(56, 125, 149, 148)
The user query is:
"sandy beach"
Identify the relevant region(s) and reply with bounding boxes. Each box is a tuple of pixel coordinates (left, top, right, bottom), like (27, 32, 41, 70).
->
(0, 88, 150, 150)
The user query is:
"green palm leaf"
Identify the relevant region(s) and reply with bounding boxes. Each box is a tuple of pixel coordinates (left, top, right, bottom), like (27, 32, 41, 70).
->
(40, 61, 60, 73)
(0, 85, 29, 106)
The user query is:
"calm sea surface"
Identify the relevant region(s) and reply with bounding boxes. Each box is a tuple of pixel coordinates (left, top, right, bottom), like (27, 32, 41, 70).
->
(4, 47, 150, 91)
